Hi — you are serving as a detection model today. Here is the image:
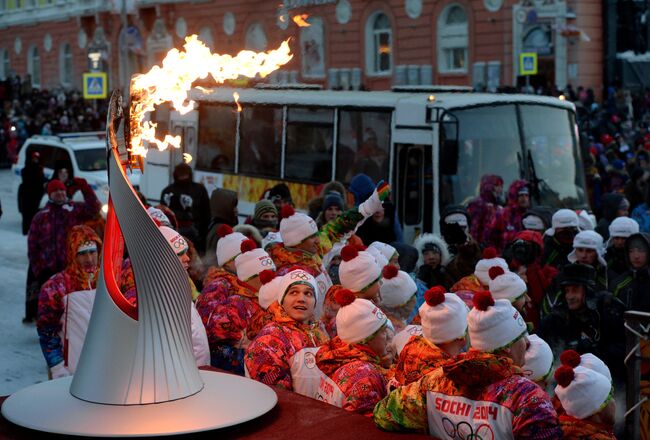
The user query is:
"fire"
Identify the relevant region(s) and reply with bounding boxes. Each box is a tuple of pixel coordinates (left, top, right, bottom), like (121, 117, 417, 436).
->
(129, 35, 293, 160)
(183, 153, 193, 164)
(292, 14, 310, 27)
(233, 92, 242, 112)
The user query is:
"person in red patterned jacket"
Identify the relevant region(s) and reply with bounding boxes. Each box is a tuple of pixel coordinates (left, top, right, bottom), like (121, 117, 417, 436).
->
(245, 268, 329, 390)
(36, 225, 101, 379)
(466, 174, 504, 248)
(488, 180, 530, 251)
(315, 289, 391, 416)
(198, 239, 276, 374)
(394, 286, 468, 386)
(26, 178, 100, 322)
(374, 291, 561, 439)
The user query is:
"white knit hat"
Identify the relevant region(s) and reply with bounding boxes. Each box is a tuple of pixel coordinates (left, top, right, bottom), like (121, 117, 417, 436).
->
(368, 241, 398, 263)
(279, 205, 318, 247)
(379, 265, 417, 308)
(258, 270, 282, 310)
(216, 224, 247, 266)
(546, 209, 579, 236)
(419, 286, 469, 344)
(474, 248, 509, 286)
(487, 266, 527, 303)
(559, 350, 612, 383)
(391, 325, 423, 356)
(522, 334, 553, 382)
(608, 216, 639, 239)
(577, 210, 595, 231)
(234, 239, 276, 282)
(277, 268, 317, 305)
(554, 365, 612, 419)
(147, 207, 172, 227)
(159, 226, 188, 255)
(567, 230, 607, 267)
(468, 292, 527, 352)
(339, 245, 381, 292)
(522, 214, 545, 231)
(366, 246, 389, 269)
(334, 290, 388, 344)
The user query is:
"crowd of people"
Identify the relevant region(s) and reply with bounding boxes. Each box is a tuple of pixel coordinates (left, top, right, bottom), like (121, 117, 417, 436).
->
(12, 82, 650, 439)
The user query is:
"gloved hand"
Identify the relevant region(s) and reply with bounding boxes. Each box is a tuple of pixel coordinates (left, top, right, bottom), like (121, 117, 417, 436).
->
(50, 362, 71, 379)
(358, 180, 390, 218)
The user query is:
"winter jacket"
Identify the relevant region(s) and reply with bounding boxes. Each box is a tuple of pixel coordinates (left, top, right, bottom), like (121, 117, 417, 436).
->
(631, 203, 650, 233)
(542, 235, 573, 270)
(605, 245, 628, 278)
(595, 193, 625, 240)
(315, 336, 389, 416)
(355, 200, 399, 245)
(413, 234, 453, 289)
(373, 350, 561, 438)
(195, 267, 260, 374)
(445, 239, 482, 284)
(18, 160, 46, 233)
(558, 415, 616, 439)
(393, 335, 453, 386)
(27, 181, 100, 280)
(489, 180, 529, 251)
(245, 304, 329, 390)
(36, 225, 101, 368)
(466, 174, 504, 247)
(205, 188, 239, 267)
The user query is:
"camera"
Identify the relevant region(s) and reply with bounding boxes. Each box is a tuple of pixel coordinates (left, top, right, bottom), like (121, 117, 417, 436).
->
(504, 239, 537, 266)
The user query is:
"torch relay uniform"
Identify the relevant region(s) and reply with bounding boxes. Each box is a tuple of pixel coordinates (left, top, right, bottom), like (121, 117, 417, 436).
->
(314, 291, 391, 416)
(245, 270, 329, 390)
(374, 292, 561, 439)
(37, 225, 101, 375)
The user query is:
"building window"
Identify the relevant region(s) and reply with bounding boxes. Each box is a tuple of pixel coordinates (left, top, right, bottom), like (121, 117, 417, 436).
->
(0, 50, 8, 80)
(59, 43, 73, 87)
(437, 4, 468, 73)
(365, 12, 392, 75)
(27, 45, 40, 88)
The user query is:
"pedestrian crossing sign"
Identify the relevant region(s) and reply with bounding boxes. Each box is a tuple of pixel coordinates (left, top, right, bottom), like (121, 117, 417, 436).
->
(83, 72, 107, 99)
(519, 53, 538, 76)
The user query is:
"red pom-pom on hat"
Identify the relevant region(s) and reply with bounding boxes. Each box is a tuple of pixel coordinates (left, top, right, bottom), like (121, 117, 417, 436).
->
(335, 289, 356, 307)
(217, 224, 234, 238)
(488, 266, 505, 280)
(280, 204, 295, 219)
(382, 264, 399, 279)
(560, 350, 582, 368)
(341, 245, 358, 262)
(240, 239, 257, 253)
(259, 270, 276, 285)
(473, 290, 495, 311)
(554, 365, 576, 388)
(482, 247, 497, 259)
(425, 286, 446, 307)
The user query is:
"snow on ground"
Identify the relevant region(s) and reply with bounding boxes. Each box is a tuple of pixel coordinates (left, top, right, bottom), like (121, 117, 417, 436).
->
(0, 168, 47, 395)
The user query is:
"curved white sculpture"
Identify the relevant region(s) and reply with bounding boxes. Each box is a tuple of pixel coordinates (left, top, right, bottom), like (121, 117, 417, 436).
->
(1, 91, 277, 436)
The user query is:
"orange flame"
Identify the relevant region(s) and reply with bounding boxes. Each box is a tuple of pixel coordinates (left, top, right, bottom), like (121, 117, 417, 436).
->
(292, 14, 310, 27)
(129, 35, 293, 158)
(183, 153, 193, 164)
(233, 92, 242, 112)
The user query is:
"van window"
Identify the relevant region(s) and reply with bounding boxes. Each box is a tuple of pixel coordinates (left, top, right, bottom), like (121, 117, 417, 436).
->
(196, 104, 236, 173)
(239, 106, 282, 178)
(337, 110, 391, 184)
(75, 148, 107, 171)
(52, 147, 73, 178)
(285, 107, 333, 182)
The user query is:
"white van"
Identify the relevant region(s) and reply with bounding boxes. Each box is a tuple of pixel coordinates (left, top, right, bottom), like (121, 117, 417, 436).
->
(12, 132, 141, 214)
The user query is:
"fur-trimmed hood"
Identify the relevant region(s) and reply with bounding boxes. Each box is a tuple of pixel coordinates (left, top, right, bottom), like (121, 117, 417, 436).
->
(233, 224, 264, 247)
(413, 233, 450, 268)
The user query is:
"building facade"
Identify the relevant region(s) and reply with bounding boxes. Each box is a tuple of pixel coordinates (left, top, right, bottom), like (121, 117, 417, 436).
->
(0, 0, 603, 94)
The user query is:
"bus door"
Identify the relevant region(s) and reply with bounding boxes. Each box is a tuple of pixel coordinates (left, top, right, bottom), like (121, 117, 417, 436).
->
(393, 129, 434, 245)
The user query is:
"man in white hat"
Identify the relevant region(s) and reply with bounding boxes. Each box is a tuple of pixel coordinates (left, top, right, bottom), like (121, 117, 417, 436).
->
(567, 230, 608, 290)
(393, 286, 468, 386)
(543, 209, 580, 269)
(374, 291, 560, 438)
(605, 216, 639, 277)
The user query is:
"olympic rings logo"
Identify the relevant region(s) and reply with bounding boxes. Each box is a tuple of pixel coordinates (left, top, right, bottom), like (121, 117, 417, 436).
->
(260, 257, 274, 267)
(441, 418, 494, 440)
(290, 272, 310, 280)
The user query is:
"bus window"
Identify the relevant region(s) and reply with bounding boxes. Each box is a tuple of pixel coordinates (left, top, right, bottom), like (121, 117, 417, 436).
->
(239, 106, 283, 178)
(285, 107, 333, 182)
(196, 104, 236, 173)
(520, 105, 587, 208)
(337, 110, 391, 184)
(440, 104, 521, 208)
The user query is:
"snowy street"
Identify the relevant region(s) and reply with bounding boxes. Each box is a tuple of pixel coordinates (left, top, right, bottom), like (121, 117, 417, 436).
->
(0, 168, 46, 395)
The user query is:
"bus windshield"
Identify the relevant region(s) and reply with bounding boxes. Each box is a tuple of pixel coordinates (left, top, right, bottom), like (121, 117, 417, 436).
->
(440, 103, 587, 212)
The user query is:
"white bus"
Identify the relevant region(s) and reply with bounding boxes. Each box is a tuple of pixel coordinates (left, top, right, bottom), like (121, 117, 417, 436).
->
(139, 86, 588, 244)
